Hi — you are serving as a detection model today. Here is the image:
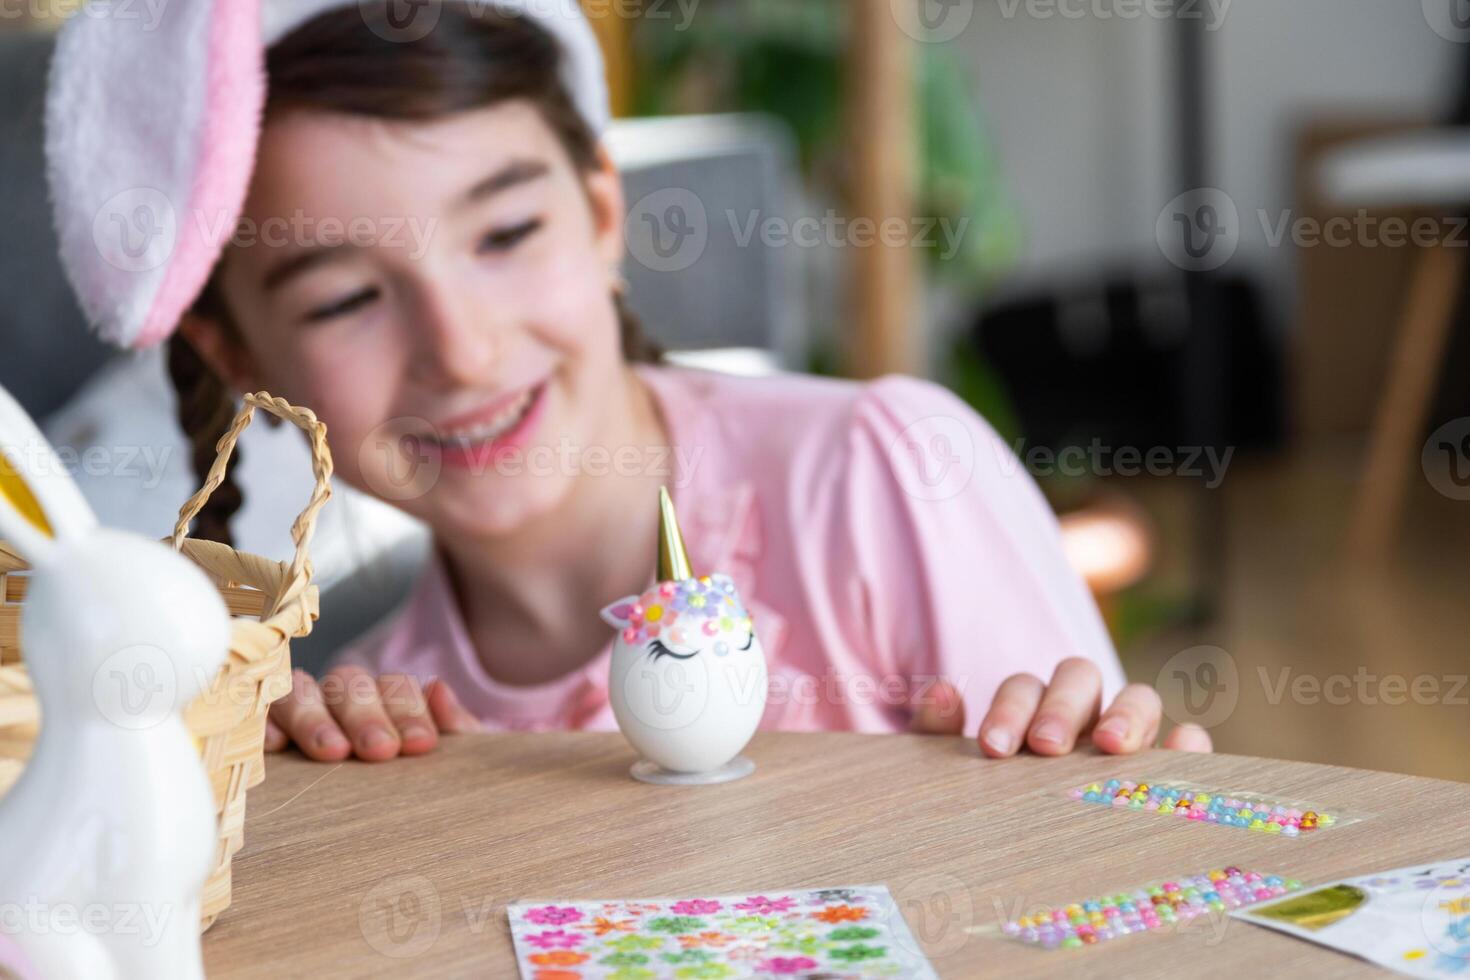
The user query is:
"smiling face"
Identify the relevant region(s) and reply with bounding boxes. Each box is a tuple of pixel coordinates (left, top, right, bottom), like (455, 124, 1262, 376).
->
(185, 100, 631, 536)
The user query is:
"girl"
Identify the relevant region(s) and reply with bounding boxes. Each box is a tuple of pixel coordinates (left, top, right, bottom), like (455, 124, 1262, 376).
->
(66, 2, 1210, 762)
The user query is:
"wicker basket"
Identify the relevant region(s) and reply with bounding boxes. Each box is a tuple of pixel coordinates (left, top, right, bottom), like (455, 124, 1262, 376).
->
(0, 392, 332, 931)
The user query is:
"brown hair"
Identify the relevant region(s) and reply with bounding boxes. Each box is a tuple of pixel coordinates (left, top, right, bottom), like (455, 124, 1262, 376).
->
(169, 2, 662, 545)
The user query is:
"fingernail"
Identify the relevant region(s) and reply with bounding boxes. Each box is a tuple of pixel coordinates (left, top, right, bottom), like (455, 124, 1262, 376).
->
(314, 727, 349, 751)
(359, 726, 394, 751)
(1030, 720, 1067, 746)
(400, 723, 433, 742)
(1095, 718, 1130, 741)
(983, 728, 1014, 755)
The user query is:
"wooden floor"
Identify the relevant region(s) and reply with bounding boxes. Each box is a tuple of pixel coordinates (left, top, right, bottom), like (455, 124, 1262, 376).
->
(1122, 439, 1470, 782)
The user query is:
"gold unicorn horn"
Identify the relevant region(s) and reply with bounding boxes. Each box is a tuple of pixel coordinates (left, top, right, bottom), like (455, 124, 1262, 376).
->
(657, 485, 693, 582)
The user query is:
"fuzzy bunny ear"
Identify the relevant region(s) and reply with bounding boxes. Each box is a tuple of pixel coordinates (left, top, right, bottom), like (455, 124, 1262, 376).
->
(0, 386, 98, 564)
(45, 0, 267, 349)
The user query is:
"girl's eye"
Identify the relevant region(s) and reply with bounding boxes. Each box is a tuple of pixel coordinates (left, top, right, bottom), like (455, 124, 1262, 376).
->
(303, 287, 379, 324)
(649, 639, 698, 661)
(740, 633, 754, 651)
(477, 218, 542, 255)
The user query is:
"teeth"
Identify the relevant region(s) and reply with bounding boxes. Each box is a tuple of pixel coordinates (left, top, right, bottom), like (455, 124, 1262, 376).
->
(440, 388, 535, 445)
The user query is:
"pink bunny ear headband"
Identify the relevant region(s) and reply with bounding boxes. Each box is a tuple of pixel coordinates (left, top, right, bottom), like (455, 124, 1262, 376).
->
(45, 0, 611, 350)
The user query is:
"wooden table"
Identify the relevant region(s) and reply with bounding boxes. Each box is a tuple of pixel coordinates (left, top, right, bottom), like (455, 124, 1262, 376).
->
(203, 732, 1470, 978)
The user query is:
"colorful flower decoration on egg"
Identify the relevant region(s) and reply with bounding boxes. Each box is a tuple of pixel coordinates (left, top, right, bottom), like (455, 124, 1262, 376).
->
(605, 576, 755, 656)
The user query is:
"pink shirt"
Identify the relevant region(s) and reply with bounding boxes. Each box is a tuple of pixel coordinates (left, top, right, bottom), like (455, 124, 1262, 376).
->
(335, 365, 1126, 737)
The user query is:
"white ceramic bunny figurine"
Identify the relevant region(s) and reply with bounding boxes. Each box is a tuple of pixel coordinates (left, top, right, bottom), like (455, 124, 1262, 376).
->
(600, 488, 768, 785)
(0, 385, 228, 980)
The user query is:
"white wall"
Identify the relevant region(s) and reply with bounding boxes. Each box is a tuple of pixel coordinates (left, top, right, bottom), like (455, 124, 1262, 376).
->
(962, 1, 1171, 278)
(958, 0, 1463, 322)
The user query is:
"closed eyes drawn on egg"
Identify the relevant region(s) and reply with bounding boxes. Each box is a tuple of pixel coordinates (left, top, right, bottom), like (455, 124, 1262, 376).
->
(648, 639, 699, 661)
(646, 630, 755, 662)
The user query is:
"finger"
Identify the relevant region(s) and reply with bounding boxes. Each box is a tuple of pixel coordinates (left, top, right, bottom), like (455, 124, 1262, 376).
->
(1091, 684, 1164, 754)
(977, 674, 1045, 757)
(1026, 658, 1103, 756)
(1162, 723, 1214, 753)
(320, 666, 402, 762)
(377, 674, 438, 756)
(263, 717, 288, 753)
(910, 679, 965, 735)
(426, 679, 481, 734)
(271, 669, 352, 762)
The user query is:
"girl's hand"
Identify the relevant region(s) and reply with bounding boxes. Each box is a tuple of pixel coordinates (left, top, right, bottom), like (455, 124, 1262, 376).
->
(264, 667, 482, 762)
(910, 658, 1213, 755)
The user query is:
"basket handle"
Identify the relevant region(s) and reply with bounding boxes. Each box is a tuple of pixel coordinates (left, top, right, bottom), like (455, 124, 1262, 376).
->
(172, 392, 334, 620)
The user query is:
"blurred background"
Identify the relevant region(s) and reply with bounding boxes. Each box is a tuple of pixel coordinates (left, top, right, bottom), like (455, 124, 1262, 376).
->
(2, 1, 1468, 779)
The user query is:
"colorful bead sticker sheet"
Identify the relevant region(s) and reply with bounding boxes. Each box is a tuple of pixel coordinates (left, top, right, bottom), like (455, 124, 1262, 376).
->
(1234, 856, 1470, 978)
(506, 884, 939, 979)
(1068, 778, 1356, 836)
(997, 867, 1303, 951)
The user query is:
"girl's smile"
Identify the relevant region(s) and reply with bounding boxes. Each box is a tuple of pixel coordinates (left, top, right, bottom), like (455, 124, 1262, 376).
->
(423, 377, 551, 471)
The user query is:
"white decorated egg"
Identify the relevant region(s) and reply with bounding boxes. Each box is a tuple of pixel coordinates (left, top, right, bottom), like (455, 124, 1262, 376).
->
(601, 573, 767, 773)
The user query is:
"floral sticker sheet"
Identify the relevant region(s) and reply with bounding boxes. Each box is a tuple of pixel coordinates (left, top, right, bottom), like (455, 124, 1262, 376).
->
(507, 884, 939, 979)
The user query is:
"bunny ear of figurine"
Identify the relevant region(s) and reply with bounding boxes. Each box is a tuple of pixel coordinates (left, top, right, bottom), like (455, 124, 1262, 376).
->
(0, 386, 98, 563)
